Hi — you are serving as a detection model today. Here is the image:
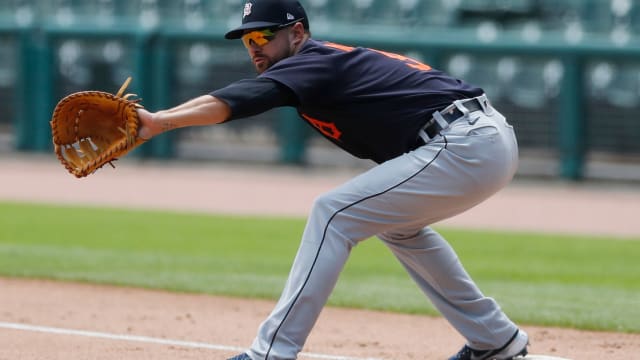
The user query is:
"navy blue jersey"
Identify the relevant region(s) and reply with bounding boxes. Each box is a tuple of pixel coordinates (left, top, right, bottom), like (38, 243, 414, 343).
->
(259, 39, 483, 163)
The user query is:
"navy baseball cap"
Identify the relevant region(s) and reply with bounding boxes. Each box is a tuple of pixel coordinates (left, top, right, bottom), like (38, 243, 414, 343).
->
(225, 0, 309, 40)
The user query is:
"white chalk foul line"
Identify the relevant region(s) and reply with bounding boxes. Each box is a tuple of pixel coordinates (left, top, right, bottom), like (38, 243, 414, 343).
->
(0, 321, 383, 360)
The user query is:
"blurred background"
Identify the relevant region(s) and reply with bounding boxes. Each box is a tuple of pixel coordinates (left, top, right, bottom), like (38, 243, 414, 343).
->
(1, 0, 639, 182)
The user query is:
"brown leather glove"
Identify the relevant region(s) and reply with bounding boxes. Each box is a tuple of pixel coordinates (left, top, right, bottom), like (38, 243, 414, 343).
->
(50, 77, 146, 178)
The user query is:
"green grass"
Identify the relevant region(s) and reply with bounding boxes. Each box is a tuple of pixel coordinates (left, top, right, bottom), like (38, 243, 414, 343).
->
(1, 201, 639, 333)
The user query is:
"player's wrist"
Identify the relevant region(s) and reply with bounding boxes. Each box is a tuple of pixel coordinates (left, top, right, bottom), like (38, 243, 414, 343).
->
(137, 108, 163, 140)
(154, 111, 179, 134)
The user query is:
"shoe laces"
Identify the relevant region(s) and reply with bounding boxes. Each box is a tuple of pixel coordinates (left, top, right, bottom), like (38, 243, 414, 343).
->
(452, 345, 490, 360)
(452, 345, 472, 359)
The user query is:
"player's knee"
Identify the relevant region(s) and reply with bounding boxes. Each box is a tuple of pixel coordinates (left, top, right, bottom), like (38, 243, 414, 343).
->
(310, 192, 340, 216)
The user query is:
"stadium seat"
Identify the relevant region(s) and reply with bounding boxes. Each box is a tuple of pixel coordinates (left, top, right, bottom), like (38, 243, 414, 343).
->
(538, 0, 619, 35)
(36, 0, 129, 27)
(456, 0, 538, 29)
(498, 57, 563, 109)
(304, 0, 335, 33)
(536, 0, 583, 33)
(384, 0, 458, 28)
(585, 59, 640, 155)
(210, 0, 245, 29)
(158, 0, 214, 30)
(591, 62, 640, 108)
(444, 54, 504, 103)
(0, 38, 17, 127)
(0, 0, 35, 26)
(580, 0, 615, 34)
(587, 61, 615, 102)
(328, 0, 389, 28)
(44, 0, 83, 27)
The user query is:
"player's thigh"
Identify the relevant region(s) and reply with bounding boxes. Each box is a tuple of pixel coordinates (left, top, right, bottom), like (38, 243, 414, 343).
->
(309, 143, 457, 237)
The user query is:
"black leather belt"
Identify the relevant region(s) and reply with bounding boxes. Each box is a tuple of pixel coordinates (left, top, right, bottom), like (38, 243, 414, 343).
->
(423, 97, 483, 138)
(411, 97, 485, 150)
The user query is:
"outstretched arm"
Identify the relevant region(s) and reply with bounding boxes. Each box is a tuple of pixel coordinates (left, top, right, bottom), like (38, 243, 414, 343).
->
(137, 95, 231, 140)
(137, 78, 298, 140)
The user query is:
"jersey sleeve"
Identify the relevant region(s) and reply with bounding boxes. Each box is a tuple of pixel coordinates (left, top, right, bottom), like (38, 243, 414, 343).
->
(209, 78, 299, 121)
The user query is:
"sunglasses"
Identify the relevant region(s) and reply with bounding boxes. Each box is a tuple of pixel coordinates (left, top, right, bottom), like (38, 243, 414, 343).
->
(240, 18, 304, 49)
(241, 28, 277, 48)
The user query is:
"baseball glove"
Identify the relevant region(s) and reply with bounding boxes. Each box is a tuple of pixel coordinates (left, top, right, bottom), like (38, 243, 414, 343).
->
(50, 77, 146, 178)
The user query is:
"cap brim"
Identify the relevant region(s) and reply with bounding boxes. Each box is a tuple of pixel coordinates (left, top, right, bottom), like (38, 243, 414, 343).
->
(224, 21, 282, 39)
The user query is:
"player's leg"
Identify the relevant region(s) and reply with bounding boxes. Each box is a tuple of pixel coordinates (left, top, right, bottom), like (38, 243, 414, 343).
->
(246, 109, 519, 359)
(377, 109, 523, 352)
(378, 226, 518, 350)
(246, 166, 433, 359)
(245, 142, 459, 359)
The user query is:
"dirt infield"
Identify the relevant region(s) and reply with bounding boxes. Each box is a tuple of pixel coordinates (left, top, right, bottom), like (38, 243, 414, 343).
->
(1, 155, 639, 360)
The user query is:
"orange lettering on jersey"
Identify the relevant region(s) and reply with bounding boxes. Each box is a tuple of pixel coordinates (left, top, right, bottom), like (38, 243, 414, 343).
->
(301, 113, 343, 141)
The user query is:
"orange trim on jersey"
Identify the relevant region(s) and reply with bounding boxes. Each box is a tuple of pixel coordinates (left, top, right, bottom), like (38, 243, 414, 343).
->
(323, 41, 432, 72)
(371, 49, 432, 71)
(323, 42, 355, 52)
(301, 113, 343, 141)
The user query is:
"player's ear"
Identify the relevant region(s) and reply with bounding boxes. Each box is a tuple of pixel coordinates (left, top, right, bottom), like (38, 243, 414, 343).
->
(289, 22, 305, 45)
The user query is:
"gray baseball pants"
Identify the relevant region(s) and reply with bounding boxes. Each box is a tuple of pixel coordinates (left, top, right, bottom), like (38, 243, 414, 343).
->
(247, 101, 520, 360)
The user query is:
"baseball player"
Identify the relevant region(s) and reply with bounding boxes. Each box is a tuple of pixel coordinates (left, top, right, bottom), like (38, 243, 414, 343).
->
(137, 0, 529, 359)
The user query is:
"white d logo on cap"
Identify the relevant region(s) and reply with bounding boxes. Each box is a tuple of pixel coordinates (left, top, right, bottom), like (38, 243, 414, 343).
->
(243, 3, 252, 18)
